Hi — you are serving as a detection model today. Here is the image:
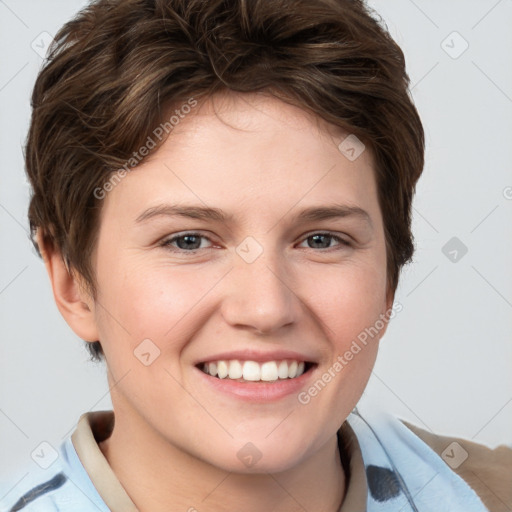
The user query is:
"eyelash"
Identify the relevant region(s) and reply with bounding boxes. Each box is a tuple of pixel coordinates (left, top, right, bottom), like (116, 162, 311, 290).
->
(160, 231, 351, 254)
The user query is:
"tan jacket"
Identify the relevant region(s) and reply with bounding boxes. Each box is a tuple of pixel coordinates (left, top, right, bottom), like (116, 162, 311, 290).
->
(404, 421, 512, 512)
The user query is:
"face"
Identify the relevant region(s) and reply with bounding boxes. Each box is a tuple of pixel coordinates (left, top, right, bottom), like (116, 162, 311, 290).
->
(87, 92, 392, 473)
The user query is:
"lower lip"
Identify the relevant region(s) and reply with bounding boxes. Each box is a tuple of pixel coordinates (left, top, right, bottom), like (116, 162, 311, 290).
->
(194, 365, 316, 402)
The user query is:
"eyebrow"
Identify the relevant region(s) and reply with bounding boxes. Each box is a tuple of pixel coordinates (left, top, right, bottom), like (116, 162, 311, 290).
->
(135, 203, 373, 229)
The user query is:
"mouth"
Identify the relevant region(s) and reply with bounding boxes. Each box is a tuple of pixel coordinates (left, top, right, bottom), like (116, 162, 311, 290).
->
(196, 359, 317, 383)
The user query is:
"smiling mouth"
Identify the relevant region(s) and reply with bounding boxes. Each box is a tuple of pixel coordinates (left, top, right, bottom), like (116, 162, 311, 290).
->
(196, 359, 316, 382)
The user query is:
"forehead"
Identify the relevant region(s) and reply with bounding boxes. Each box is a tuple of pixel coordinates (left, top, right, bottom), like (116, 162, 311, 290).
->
(99, 91, 381, 230)
(165, 91, 366, 162)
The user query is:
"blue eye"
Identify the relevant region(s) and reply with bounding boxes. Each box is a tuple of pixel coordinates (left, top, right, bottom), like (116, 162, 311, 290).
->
(161, 233, 212, 252)
(298, 233, 350, 250)
(160, 231, 350, 254)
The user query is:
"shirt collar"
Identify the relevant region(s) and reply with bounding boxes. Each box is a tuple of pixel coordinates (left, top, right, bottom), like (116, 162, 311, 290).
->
(71, 410, 368, 512)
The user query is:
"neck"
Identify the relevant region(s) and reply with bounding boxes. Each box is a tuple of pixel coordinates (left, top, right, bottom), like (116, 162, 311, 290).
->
(99, 407, 346, 512)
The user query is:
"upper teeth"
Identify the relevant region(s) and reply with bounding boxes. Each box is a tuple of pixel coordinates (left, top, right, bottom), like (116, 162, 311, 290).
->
(202, 360, 306, 381)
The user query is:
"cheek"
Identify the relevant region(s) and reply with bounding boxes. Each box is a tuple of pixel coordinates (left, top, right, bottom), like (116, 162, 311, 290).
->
(91, 265, 209, 405)
(304, 259, 388, 345)
(293, 263, 385, 434)
(93, 259, 223, 355)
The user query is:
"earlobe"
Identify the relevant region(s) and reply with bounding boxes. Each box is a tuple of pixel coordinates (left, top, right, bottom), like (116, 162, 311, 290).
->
(36, 230, 99, 342)
(386, 288, 395, 316)
(378, 287, 396, 341)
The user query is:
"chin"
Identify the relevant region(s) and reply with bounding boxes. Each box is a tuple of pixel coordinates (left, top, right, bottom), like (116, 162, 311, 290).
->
(199, 435, 313, 475)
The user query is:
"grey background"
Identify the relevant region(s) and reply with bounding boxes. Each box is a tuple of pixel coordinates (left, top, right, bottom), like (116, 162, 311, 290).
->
(1, 0, 511, 495)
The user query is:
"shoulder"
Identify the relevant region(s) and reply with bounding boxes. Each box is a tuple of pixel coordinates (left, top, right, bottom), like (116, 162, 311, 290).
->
(1, 471, 67, 512)
(0, 438, 107, 512)
(1, 470, 104, 512)
(401, 419, 512, 512)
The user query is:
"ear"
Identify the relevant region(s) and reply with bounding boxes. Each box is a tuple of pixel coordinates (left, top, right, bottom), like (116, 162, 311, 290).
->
(36, 229, 99, 342)
(377, 286, 397, 341)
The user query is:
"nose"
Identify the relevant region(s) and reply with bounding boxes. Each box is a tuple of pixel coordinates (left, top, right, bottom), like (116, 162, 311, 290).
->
(220, 247, 300, 336)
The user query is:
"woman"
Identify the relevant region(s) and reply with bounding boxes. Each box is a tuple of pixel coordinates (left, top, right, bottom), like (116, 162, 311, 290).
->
(3, 0, 510, 510)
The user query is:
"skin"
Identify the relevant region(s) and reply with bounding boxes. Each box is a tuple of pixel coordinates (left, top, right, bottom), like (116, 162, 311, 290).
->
(40, 92, 393, 512)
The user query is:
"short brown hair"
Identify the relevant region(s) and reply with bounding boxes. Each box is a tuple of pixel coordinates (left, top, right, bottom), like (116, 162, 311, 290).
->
(26, 0, 425, 361)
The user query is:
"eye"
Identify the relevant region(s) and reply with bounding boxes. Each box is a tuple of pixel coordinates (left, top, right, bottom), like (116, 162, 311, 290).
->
(161, 232, 213, 252)
(297, 232, 351, 250)
(159, 231, 351, 254)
